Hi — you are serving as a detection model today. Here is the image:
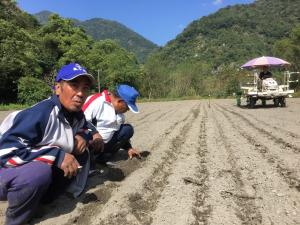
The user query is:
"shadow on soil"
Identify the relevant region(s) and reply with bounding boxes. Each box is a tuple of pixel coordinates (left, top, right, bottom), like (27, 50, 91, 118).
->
(30, 150, 151, 224)
(238, 104, 286, 109)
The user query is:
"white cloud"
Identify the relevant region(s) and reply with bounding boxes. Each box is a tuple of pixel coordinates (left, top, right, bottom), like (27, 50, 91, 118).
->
(213, 0, 223, 5)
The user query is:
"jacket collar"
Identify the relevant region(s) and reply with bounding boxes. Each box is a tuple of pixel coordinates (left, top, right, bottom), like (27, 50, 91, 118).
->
(102, 90, 111, 103)
(50, 95, 84, 122)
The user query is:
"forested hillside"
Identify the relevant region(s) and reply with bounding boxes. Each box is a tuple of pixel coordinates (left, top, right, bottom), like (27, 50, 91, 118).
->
(158, 0, 299, 68)
(140, 0, 300, 98)
(34, 11, 158, 63)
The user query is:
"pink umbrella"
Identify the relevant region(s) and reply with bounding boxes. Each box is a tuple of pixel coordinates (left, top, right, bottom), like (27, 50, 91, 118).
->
(241, 56, 290, 69)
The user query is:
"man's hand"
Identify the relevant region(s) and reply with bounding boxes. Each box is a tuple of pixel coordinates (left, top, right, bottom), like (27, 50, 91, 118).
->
(60, 153, 80, 178)
(128, 148, 141, 159)
(73, 135, 88, 155)
(89, 132, 104, 153)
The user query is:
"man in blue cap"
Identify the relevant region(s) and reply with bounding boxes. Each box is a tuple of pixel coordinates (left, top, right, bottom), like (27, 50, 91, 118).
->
(0, 63, 98, 225)
(83, 84, 141, 163)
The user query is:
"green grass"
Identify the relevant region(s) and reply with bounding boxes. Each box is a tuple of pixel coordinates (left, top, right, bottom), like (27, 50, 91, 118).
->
(292, 91, 300, 98)
(0, 104, 28, 111)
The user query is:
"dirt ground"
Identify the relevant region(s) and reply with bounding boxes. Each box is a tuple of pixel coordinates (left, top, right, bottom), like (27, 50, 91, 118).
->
(0, 98, 300, 225)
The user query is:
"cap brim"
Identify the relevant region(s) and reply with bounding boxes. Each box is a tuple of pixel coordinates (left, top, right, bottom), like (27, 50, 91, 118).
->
(61, 73, 95, 85)
(128, 104, 139, 113)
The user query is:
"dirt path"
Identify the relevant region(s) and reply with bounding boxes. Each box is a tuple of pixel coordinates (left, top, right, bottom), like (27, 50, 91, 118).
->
(0, 99, 299, 225)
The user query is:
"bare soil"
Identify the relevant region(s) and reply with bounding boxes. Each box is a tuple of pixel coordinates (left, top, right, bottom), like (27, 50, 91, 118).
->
(0, 99, 300, 225)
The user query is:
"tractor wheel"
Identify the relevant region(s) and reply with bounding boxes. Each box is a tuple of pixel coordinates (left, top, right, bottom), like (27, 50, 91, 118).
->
(274, 98, 280, 107)
(246, 97, 250, 106)
(249, 97, 256, 108)
(280, 97, 286, 107)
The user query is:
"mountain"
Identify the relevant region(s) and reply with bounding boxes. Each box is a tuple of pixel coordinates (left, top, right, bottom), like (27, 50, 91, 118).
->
(33, 10, 54, 25)
(34, 11, 158, 63)
(156, 0, 300, 68)
(76, 18, 158, 63)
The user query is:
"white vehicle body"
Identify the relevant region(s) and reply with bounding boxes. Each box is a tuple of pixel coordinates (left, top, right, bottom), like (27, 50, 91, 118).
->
(240, 71, 298, 108)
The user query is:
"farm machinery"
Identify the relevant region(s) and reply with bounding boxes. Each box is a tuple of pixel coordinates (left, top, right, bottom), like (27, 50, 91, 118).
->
(238, 56, 299, 108)
(240, 70, 298, 108)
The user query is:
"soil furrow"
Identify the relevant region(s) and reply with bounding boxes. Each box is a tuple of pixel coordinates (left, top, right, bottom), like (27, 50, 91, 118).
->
(151, 108, 176, 122)
(88, 104, 201, 225)
(217, 104, 300, 154)
(191, 105, 211, 225)
(228, 106, 300, 139)
(127, 104, 201, 225)
(202, 104, 242, 224)
(135, 109, 161, 122)
(215, 105, 300, 192)
(211, 105, 263, 225)
(148, 104, 208, 225)
(212, 103, 300, 225)
(88, 114, 194, 225)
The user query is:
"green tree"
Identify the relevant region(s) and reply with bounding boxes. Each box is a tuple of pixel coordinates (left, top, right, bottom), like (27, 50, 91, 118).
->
(38, 14, 93, 71)
(0, 0, 39, 29)
(18, 76, 52, 105)
(86, 40, 140, 90)
(273, 26, 300, 71)
(0, 19, 42, 103)
(140, 53, 170, 98)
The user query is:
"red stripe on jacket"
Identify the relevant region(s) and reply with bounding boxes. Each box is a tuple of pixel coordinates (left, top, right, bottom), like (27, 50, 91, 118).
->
(7, 158, 17, 166)
(82, 90, 111, 112)
(35, 157, 54, 165)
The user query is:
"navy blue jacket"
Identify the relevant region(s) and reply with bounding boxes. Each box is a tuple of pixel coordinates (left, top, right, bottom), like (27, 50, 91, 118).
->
(0, 95, 89, 168)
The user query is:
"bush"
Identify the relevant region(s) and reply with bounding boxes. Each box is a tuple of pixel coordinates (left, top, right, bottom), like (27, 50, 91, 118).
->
(18, 76, 52, 105)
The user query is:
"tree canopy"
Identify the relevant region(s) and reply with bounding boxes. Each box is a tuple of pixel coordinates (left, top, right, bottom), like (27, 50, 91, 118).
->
(0, 7, 141, 104)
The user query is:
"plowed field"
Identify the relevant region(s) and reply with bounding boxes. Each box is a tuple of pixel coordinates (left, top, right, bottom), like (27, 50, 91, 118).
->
(1, 98, 300, 225)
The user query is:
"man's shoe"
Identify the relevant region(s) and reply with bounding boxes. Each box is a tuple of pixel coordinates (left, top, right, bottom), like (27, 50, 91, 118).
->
(95, 153, 112, 164)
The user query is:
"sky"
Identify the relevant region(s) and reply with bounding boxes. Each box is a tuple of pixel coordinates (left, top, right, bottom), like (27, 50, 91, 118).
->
(17, 0, 255, 46)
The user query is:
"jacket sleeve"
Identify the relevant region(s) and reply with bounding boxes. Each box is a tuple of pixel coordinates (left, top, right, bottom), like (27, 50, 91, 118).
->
(0, 108, 65, 168)
(76, 117, 95, 143)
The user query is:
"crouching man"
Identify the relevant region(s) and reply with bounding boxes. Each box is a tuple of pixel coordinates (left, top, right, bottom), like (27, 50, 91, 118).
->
(83, 84, 141, 164)
(0, 63, 98, 225)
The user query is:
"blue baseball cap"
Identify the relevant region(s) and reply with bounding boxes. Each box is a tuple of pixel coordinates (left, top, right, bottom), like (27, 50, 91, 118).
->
(116, 84, 139, 113)
(55, 63, 95, 85)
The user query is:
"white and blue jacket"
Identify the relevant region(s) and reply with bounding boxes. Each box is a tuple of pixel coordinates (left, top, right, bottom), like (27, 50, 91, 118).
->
(0, 95, 90, 168)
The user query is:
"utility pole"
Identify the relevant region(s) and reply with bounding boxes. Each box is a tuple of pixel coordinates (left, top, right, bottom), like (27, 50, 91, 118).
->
(97, 69, 100, 93)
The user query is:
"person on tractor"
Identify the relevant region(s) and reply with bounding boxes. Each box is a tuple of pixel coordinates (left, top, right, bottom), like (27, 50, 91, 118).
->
(259, 66, 273, 80)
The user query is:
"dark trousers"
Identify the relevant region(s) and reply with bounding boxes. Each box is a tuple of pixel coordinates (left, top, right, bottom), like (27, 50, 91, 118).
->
(96, 124, 134, 162)
(0, 152, 88, 225)
(0, 162, 52, 225)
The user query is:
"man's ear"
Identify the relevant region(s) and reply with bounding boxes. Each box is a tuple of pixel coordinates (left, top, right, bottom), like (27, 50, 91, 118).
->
(55, 82, 62, 95)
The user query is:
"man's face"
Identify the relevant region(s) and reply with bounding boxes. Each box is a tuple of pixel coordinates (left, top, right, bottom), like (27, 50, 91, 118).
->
(114, 98, 129, 114)
(55, 76, 91, 112)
